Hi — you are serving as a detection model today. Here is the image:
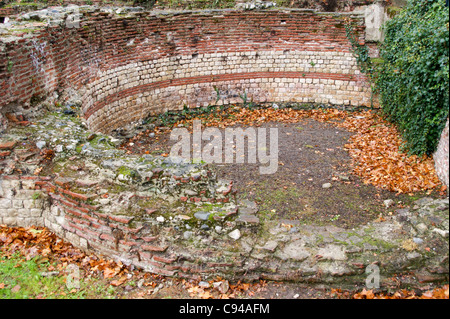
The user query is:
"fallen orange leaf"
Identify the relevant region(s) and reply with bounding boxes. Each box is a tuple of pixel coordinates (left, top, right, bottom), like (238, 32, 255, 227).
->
(110, 276, 127, 287)
(103, 267, 118, 279)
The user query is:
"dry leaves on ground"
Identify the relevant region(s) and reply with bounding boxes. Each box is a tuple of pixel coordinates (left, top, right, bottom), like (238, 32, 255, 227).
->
(1, 225, 448, 299)
(130, 106, 443, 194)
(337, 111, 443, 194)
(0, 224, 127, 283)
(183, 278, 267, 299)
(351, 285, 449, 299)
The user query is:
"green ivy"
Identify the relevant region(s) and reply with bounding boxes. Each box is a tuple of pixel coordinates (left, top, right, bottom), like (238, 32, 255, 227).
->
(375, 0, 449, 156)
(344, 18, 375, 80)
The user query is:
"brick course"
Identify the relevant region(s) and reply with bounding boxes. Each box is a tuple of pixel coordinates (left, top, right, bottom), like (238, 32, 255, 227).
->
(1, 9, 374, 134)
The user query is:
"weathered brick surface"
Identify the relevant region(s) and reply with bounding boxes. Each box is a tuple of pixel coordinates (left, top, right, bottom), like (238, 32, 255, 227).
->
(1, 9, 374, 134)
(4, 8, 445, 285)
(0, 173, 231, 279)
(434, 118, 449, 189)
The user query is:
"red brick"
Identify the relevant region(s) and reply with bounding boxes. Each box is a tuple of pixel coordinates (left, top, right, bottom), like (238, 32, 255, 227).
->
(153, 255, 177, 264)
(65, 207, 83, 218)
(108, 215, 134, 224)
(20, 176, 40, 180)
(0, 175, 19, 180)
(62, 189, 97, 202)
(80, 202, 101, 211)
(165, 264, 182, 271)
(138, 251, 153, 261)
(54, 177, 73, 189)
(123, 226, 144, 234)
(141, 244, 168, 252)
(80, 212, 99, 223)
(147, 266, 176, 277)
(119, 240, 139, 247)
(0, 141, 17, 150)
(99, 233, 114, 241)
(141, 236, 158, 242)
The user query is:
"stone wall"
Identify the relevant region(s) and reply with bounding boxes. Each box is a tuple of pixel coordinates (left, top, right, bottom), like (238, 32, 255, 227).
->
(0, 176, 50, 228)
(0, 169, 241, 280)
(0, 8, 374, 134)
(434, 118, 449, 190)
(1, 173, 448, 285)
(1, 5, 448, 287)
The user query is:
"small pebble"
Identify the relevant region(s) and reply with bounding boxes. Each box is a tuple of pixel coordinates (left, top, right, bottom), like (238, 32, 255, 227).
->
(156, 216, 165, 223)
(228, 229, 241, 240)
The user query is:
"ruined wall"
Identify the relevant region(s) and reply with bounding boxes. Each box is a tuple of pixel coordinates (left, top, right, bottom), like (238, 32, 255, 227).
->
(0, 175, 188, 277)
(0, 169, 240, 280)
(434, 118, 449, 189)
(2, 6, 448, 286)
(0, 8, 373, 134)
(1, 172, 448, 284)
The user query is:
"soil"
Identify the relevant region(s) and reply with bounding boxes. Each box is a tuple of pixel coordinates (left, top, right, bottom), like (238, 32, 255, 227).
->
(125, 118, 411, 229)
(121, 275, 345, 299)
(137, 281, 338, 299)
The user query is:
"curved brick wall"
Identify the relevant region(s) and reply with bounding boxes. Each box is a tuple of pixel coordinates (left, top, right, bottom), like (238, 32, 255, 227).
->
(2, 9, 449, 286)
(0, 8, 373, 133)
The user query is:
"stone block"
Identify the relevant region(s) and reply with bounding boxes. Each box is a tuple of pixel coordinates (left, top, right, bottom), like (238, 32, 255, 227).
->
(2, 217, 17, 226)
(434, 118, 449, 189)
(0, 198, 12, 209)
(12, 199, 24, 209)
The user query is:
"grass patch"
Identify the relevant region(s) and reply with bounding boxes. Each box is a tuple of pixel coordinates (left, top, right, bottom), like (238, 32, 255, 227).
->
(0, 252, 117, 299)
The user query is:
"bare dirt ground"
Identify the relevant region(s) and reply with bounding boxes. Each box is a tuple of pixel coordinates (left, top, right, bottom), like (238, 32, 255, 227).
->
(124, 118, 417, 229)
(117, 115, 447, 299)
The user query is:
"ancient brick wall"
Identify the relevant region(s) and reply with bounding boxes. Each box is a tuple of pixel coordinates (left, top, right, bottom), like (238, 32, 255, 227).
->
(0, 9, 373, 134)
(0, 172, 240, 280)
(434, 118, 449, 190)
(1, 7, 448, 285)
(1, 172, 448, 284)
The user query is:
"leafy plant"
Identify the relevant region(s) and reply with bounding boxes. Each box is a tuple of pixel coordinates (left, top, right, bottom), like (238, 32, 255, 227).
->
(6, 59, 13, 73)
(0, 252, 116, 299)
(329, 214, 340, 222)
(213, 85, 221, 104)
(239, 91, 256, 109)
(32, 191, 42, 201)
(344, 18, 375, 79)
(375, 0, 449, 156)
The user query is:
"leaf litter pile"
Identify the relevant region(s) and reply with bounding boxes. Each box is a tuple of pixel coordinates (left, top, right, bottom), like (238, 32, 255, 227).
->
(0, 224, 269, 299)
(1, 224, 448, 299)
